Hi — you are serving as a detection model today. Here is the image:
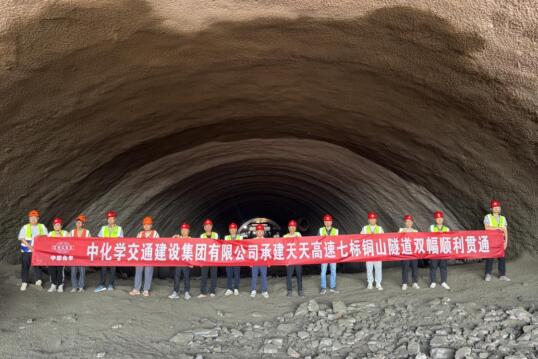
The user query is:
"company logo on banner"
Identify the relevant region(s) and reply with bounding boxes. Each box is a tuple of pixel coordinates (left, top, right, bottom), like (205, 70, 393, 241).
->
(31, 230, 505, 267)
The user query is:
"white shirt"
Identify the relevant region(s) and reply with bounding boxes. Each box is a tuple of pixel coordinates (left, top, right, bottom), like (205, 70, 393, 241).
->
(18, 224, 49, 252)
(484, 214, 507, 227)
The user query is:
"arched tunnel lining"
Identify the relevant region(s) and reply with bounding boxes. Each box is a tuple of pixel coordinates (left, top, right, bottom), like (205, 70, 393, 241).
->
(0, 1, 537, 259)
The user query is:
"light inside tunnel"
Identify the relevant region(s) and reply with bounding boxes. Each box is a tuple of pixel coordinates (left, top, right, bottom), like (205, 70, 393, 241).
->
(0, 0, 536, 260)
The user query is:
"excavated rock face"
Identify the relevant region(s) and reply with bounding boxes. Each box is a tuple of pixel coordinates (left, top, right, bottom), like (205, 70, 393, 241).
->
(0, 0, 536, 259)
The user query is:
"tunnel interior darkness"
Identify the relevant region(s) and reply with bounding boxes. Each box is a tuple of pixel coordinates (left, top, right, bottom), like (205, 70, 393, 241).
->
(0, 0, 536, 260)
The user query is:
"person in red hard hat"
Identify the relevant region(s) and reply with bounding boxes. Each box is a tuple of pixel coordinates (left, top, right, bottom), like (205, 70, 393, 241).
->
(198, 219, 219, 298)
(95, 211, 124, 293)
(129, 216, 159, 297)
(224, 223, 242, 296)
(399, 215, 419, 291)
(484, 199, 510, 282)
(70, 214, 90, 292)
(429, 211, 450, 290)
(250, 224, 269, 298)
(18, 210, 48, 291)
(360, 212, 384, 291)
(284, 220, 304, 296)
(169, 223, 193, 300)
(319, 214, 339, 294)
(47, 217, 68, 293)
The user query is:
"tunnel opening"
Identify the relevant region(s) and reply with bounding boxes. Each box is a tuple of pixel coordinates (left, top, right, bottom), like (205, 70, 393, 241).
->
(0, 1, 536, 262)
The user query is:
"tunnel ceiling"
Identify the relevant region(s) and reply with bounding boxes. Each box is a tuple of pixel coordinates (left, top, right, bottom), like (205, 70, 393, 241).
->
(0, 0, 536, 258)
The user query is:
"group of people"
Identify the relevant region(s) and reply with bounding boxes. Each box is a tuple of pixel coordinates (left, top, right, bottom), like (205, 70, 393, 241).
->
(17, 199, 509, 299)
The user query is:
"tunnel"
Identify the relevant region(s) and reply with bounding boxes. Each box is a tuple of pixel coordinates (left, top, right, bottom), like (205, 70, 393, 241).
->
(0, 0, 536, 262)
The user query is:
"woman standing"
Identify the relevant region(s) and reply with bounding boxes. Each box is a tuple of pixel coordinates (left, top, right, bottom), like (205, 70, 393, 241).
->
(70, 214, 90, 292)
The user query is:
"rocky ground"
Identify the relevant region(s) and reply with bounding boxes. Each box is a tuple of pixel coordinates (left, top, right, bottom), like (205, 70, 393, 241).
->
(0, 256, 537, 359)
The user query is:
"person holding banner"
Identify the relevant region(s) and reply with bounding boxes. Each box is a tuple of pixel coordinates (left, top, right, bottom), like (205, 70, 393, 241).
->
(484, 200, 510, 282)
(284, 220, 304, 297)
(70, 214, 90, 293)
(18, 209, 48, 291)
(198, 219, 219, 298)
(129, 216, 159, 297)
(319, 214, 339, 295)
(250, 224, 269, 298)
(399, 215, 420, 290)
(169, 223, 193, 300)
(95, 211, 124, 292)
(361, 212, 384, 291)
(48, 218, 68, 293)
(429, 211, 450, 290)
(224, 223, 242, 296)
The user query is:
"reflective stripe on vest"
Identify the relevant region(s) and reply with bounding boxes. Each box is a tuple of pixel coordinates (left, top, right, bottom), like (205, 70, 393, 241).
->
(103, 226, 120, 237)
(488, 214, 506, 228)
(224, 234, 242, 240)
(26, 223, 46, 239)
(430, 225, 449, 232)
(364, 225, 382, 234)
(201, 232, 218, 239)
(72, 229, 89, 237)
(49, 230, 68, 237)
(320, 227, 338, 236)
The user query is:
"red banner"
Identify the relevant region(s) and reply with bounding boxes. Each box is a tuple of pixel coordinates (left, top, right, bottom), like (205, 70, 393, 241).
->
(31, 230, 505, 267)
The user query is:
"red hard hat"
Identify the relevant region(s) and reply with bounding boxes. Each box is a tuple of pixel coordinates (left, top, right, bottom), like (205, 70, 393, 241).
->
(203, 219, 213, 226)
(490, 199, 501, 208)
(53, 218, 63, 225)
(368, 212, 378, 219)
(403, 214, 413, 221)
(229, 222, 238, 229)
(255, 224, 265, 231)
(323, 214, 333, 222)
(433, 211, 444, 219)
(180, 223, 190, 229)
(106, 211, 117, 218)
(288, 220, 297, 227)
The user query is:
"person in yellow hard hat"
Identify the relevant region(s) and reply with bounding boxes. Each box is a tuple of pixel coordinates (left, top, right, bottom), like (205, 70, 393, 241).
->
(130, 216, 159, 297)
(70, 214, 90, 293)
(18, 210, 48, 291)
(484, 199, 510, 282)
(48, 218, 68, 293)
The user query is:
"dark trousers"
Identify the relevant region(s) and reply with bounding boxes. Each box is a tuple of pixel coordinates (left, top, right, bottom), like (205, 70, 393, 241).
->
(174, 267, 190, 292)
(21, 252, 43, 283)
(286, 265, 303, 292)
(402, 260, 418, 284)
(49, 266, 64, 286)
(99, 267, 116, 287)
(200, 266, 217, 294)
(429, 260, 447, 283)
(226, 266, 240, 290)
(485, 257, 506, 276)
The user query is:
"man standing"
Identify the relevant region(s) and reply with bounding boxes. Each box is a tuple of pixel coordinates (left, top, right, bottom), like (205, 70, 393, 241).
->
(319, 214, 339, 294)
(284, 220, 304, 297)
(18, 210, 48, 291)
(198, 219, 219, 298)
(484, 199, 510, 281)
(361, 212, 384, 291)
(399, 214, 419, 290)
(169, 223, 193, 300)
(250, 224, 269, 298)
(95, 211, 124, 292)
(429, 211, 450, 290)
(129, 216, 159, 297)
(48, 218, 68, 293)
(224, 223, 242, 296)
(70, 214, 90, 293)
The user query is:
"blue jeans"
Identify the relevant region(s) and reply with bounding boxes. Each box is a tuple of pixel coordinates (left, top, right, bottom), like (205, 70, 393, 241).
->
(226, 266, 240, 290)
(251, 266, 267, 292)
(320, 263, 336, 289)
